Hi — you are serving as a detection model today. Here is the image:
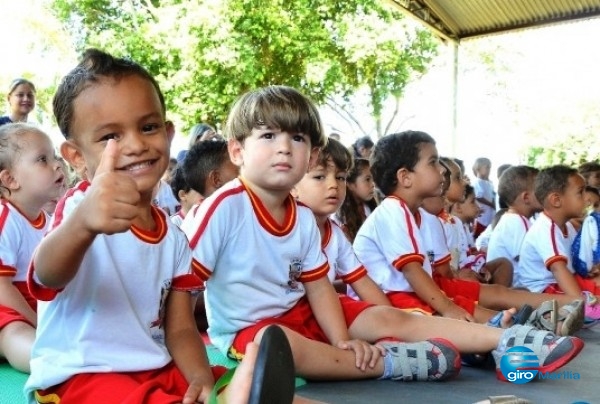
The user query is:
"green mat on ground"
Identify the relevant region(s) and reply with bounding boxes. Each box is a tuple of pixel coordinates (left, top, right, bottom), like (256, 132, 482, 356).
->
(0, 346, 304, 404)
(0, 362, 28, 404)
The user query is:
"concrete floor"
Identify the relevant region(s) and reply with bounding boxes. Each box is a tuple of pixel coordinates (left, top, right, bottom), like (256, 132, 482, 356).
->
(297, 327, 600, 404)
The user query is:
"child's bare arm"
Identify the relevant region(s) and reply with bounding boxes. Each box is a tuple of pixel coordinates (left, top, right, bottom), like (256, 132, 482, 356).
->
(305, 277, 383, 370)
(165, 290, 214, 404)
(403, 261, 474, 321)
(0, 278, 36, 325)
(550, 262, 583, 298)
(350, 276, 393, 306)
(34, 140, 140, 288)
(305, 277, 351, 345)
(433, 262, 454, 279)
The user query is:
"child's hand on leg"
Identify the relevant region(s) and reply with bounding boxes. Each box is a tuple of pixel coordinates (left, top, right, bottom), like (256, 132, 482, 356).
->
(336, 339, 385, 371)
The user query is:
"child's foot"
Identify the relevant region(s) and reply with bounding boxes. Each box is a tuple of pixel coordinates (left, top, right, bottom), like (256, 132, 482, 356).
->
(555, 299, 584, 336)
(380, 338, 461, 381)
(493, 325, 584, 382)
(526, 300, 557, 332)
(487, 305, 533, 328)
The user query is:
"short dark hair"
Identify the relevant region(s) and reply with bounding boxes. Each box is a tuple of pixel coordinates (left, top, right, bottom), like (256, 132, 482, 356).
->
(53, 48, 166, 139)
(534, 165, 578, 205)
(497, 163, 512, 179)
(169, 165, 189, 202)
(578, 161, 600, 179)
(315, 137, 353, 172)
(585, 185, 600, 197)
(370, 131, 435, 196)
(351, 136, 374, 157)
(498, 165, 539, 205)
(223, 85, 326, 148)
(182, 139, 229, 195)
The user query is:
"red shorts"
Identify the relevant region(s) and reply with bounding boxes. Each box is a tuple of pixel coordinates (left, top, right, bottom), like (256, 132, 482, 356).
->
(230, 296, 373, 359)
(0, 282, 36, 331)
(386, 292, 435, 315)
(543, 274, 600, 296)
(34, 361, 227, 404)
(473, 221, 488, 239)
(386, 276, 480, 316)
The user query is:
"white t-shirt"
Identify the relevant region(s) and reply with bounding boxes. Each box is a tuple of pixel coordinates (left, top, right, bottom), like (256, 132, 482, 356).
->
(487, 212, 531, 285)
(439, 212, 464, 271)
(26, 181, 199, 396)
(475, 224, 493, 251)
(515, 212, 577, 292)
(170, 210, 185, 228)
(181, 178, 329, 354)
(353, 197, 431, 293)
(153, 179, 180, 216)
(0, 200, 49, 283)
(322, 218, 367, 285)
(418, 208, 452, 269)
(472, 177, 496, 226)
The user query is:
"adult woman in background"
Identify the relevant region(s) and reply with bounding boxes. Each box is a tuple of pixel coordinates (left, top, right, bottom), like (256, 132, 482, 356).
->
(0, 79, 36, 126)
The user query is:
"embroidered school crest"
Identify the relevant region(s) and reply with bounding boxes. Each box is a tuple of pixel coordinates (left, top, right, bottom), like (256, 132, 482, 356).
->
(287, 258, 302, 290)
(150, 279, 172, 330)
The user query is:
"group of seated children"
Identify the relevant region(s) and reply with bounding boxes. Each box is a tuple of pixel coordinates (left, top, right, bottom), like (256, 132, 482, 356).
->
(0, 48, 595, 404)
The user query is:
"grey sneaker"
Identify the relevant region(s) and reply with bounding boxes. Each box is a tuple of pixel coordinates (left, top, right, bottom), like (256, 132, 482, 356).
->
(380, 338, 461, 381)
(493, 324, 584, 381)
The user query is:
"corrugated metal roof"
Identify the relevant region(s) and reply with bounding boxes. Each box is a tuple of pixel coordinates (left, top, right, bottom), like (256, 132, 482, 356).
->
(387, 0, 600, 41)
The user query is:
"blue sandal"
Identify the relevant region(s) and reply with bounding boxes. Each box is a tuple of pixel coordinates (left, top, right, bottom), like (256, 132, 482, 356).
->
(487, 304, 533, 328)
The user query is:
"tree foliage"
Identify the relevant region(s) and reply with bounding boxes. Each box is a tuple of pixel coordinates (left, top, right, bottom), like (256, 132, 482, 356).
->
(52, 0, 437, 137)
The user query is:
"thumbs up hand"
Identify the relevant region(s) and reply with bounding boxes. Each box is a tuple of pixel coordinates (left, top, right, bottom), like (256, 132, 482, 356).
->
(79, 139, 141, 235)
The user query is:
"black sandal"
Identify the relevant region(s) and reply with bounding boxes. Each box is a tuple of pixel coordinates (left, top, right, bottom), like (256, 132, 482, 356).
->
(249, 325, 295, 404)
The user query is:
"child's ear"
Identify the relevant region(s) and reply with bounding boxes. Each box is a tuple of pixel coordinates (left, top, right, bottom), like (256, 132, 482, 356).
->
(548, 192, 562, 208)
(396, 167, 412, 188)
(166, 120, 175, 144)
(60, 141, 86, 178)
(207, 169, 222, 191)
(0, 169, 18, 191)
(228, 139, 244, 166)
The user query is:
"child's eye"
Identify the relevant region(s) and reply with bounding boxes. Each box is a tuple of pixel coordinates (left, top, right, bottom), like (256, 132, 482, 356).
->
(37, 156, 48, 163)
(336, 176, 347, 182)
(292, 134, 306, 142)
(142, 123, 160, 133)
(261, 133, 275, 140)
(312, 175, 325, 180)
(100, 133, 118, 142)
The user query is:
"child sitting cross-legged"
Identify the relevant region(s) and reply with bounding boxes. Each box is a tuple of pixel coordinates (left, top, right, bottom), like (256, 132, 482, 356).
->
(292, 137, 583, 381)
